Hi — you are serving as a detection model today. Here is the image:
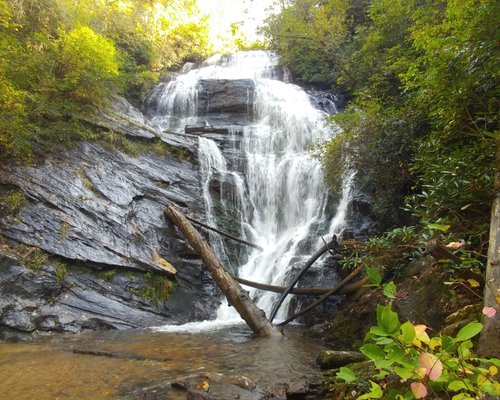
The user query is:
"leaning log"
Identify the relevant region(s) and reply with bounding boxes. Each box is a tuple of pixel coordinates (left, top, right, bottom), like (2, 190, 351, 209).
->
(165, 205, 281, 337)
(185, 215, 263, 251)
(277, 264, 365, 327)
(269, 236, 339, 321)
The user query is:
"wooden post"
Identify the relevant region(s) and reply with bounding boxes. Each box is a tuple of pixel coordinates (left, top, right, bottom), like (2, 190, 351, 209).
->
(479, 145, 500, 358)
(164, 205, 282, 337)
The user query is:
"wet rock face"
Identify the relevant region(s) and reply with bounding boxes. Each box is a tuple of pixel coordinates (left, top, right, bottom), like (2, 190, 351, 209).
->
(196, 79, 255, 117)
(0, 142, 200, 273)
(0, 97, 225, 336)
(0, 254, 166, 340)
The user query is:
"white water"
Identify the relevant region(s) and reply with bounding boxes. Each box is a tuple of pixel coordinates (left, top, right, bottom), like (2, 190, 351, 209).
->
(150, 51, 352, 330)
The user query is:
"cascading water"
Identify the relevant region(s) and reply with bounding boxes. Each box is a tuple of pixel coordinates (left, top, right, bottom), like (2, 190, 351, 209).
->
(148, 51, 352, 327)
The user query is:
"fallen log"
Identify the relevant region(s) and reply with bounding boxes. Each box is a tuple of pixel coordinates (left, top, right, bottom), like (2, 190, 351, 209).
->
(236, 276, 369, 296)
(277, 264, 365, 327)
(269, 236, 339, 321)
(185, 215, 263, 251)
(165, 205, 281, 337)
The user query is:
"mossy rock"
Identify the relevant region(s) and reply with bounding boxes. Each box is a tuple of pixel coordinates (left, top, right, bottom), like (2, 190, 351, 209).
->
(317, 350, 366, 369)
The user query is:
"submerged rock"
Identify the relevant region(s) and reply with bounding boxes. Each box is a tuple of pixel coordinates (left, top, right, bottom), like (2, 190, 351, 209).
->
(125, 373, 313, 400)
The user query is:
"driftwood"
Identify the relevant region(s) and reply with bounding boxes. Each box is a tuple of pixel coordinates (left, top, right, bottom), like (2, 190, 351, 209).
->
(277, 264, 365, 327)
(73, 349, 171, 362)
(269, 236, 339, 321)
(165, 205, 281, 337)
(236, 276, 369, 296)
(185, 215, 263, 251)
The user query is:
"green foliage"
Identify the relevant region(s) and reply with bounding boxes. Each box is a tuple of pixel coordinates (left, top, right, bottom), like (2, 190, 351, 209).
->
(0, 190, 26, 216)
(337, 367, 357, 383)
(406, 136, 495, 243)
(56, 26, 119, 104)
(337, 303, 500, 399)
(139, 274, 176, 307)
(262, 0, 352, 86)
(14, 244, 50, 271)
(54, 261, 68, 283)
(0, 0, 213, 164)
(269, 0, 498, 246)
(99, 269, 116, 281)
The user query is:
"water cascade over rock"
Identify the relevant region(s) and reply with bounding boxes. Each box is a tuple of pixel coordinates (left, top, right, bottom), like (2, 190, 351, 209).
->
(146, 51, 361, 324)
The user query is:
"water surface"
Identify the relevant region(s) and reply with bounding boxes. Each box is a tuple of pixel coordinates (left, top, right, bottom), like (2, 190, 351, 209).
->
(0, 325, 323, 399)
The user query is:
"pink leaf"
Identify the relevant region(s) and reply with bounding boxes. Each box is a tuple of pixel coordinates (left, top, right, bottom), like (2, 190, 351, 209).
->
(410, 382, 428, 399)
(418, 352, 443, 381)
(482, 306, 497, 318)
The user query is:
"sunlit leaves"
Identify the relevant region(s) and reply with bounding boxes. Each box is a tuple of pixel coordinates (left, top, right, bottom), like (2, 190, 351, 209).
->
(57, 26, 119, 102)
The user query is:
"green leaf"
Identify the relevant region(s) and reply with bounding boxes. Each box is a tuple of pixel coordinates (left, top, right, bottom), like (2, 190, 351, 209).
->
(374, 358, 394, 369)
(360, 344, 385, 361)
(426, 223, 451, 232)
(366, 266, 382, 286)
(357, 381, 384, 399)
(394, 365, 414, 380)
(455, 322, 483, 342)
(399, 321, 416, 345)
(451, 394, 474, 400)
(474, 357, 500, 367)
(374, 337, 394, 345)
(369, 326, 389, 337)
(378, 305, 400, 334)
(336, 367, 357, 383)
(448, 380, 468, 392)
(382, 281, 397, 299)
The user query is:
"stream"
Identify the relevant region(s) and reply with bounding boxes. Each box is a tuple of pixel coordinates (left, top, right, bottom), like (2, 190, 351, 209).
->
(0, 326, 324, 399)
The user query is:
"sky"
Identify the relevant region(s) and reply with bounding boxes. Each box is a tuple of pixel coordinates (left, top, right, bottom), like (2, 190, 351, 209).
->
(197, 0, 277, 50)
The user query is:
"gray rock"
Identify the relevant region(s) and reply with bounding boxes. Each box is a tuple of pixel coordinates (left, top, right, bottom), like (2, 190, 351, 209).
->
(196, 79, 255, 116)
(0, 140, 223, 332)
(0, 253, 172, 339)
(96, 96, 161, 139)
(0, 142, 199, 273)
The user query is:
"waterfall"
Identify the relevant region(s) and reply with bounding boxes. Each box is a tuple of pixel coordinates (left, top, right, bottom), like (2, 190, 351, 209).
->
(148, 51, 350, 325)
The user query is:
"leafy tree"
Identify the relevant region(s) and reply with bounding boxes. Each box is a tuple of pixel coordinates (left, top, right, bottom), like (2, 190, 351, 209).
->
(263, 0, 352, 86)
(55, 26, 119, 104)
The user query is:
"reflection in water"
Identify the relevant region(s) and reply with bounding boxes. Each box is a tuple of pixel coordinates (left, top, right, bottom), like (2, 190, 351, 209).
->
(0, 326, 323, 399)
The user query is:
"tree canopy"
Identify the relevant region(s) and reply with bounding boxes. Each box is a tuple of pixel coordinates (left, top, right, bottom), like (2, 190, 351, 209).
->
(0, 0, 216, 162)
(264, 0, 498, 243)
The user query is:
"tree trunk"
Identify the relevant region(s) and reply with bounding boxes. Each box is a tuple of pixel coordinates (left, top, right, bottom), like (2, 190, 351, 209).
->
(277, 264, 365, 327)
(164, 205, 282, 337)
(235, 276, 368, 296)
(185, 215, 263, 251)
(269, 236, 338, 321)
(479, 145, 500, 358)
